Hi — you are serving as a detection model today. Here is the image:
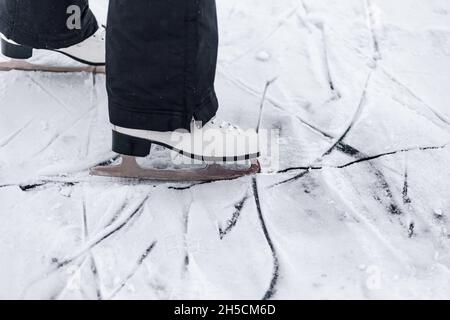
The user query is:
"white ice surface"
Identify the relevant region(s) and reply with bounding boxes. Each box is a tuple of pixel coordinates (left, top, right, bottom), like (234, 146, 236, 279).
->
(0, 0, 449, 299)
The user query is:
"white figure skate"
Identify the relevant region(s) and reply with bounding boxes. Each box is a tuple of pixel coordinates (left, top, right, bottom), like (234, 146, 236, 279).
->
(91, 118, 261, 182)
(0, 26, 105, 73)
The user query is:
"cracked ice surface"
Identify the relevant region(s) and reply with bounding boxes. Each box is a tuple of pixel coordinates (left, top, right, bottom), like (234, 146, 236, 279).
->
(0, 0, 450, 299)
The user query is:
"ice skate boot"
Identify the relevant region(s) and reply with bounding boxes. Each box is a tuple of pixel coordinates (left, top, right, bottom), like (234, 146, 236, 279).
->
(91, 118, 261, 182)
(0, 26, 105, 73)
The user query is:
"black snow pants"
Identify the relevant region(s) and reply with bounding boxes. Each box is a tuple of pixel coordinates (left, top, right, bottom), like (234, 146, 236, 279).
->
(0, 0, 219, 132)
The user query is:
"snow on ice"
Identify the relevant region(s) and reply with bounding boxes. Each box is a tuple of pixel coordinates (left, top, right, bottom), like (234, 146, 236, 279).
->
(0, 0, 450, 299)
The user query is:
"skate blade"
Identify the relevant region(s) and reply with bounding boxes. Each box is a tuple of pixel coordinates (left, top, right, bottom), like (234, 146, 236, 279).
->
(0, 59, 105, 74)
(90, 156, 261, 182)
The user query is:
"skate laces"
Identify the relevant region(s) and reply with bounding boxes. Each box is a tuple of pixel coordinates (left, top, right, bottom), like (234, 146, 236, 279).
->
(72, 27, 105, 50)
(91, 26, 106, 41)
(208, 117, 240, 132)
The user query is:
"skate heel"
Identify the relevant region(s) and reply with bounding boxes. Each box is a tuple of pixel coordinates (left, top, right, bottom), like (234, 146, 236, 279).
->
(1, 38, 33, 59)
(112, 130, 152, 157)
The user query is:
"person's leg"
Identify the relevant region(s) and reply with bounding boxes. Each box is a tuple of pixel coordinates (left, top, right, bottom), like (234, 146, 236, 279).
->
(93, 0, 260, 179)
(106, 0, 219, 133)
(0, 0, 97, 49)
